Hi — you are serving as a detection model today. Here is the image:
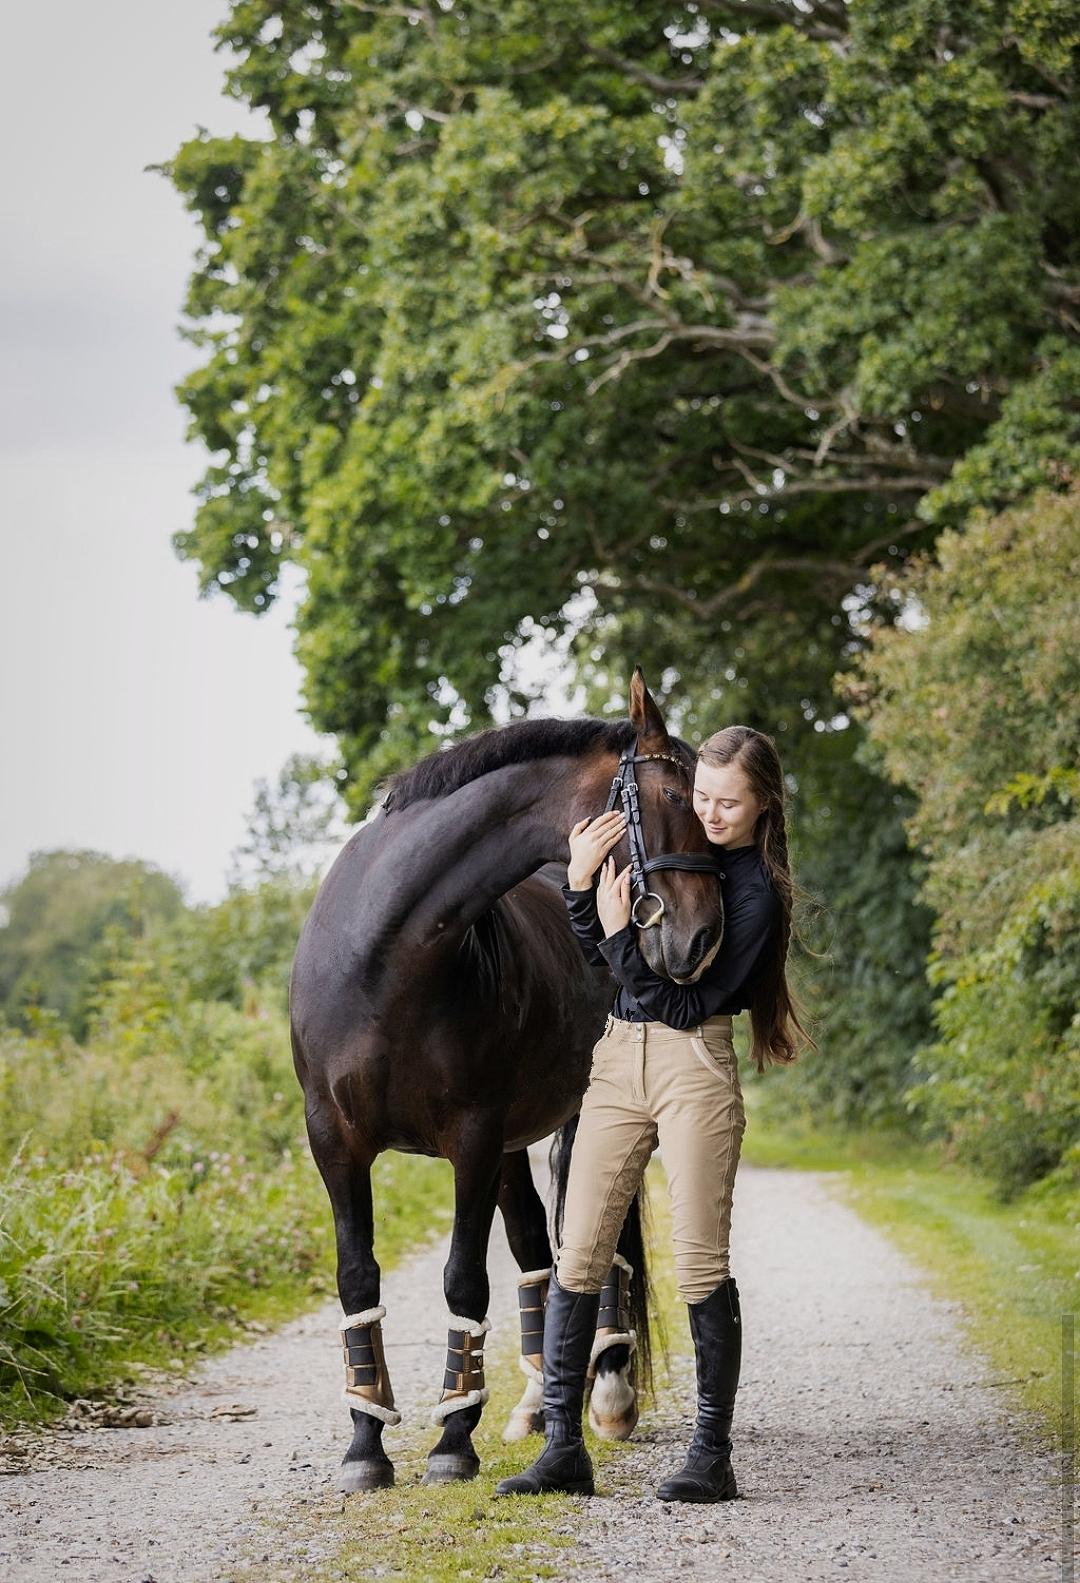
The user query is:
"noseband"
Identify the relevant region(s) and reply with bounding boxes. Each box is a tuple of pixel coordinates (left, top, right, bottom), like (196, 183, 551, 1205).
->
(603, 747, 727, 928)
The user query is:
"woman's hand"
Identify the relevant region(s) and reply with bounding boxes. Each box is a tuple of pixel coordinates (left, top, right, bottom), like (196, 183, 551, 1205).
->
(596, 857, 633, 937)
(566, 811, 627, 890)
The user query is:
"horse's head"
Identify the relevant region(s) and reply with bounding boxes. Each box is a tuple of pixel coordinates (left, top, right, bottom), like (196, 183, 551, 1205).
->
(605, 667, 726, 984)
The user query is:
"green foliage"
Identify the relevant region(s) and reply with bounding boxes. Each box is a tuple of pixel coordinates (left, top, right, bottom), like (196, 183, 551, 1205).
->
(0, 860, 451, 1423)
(226, 750, 349, 889)
(749, 734, 939, 1130)
(162, 0, 1080, 808)
(841, 486, 1080, 1195)
(170, 878, 314, 1014)
(0, 851, 184, 1035)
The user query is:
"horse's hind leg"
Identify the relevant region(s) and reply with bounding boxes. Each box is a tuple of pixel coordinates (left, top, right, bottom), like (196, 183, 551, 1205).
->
(589, 1251, 639, 1440)
(309, 1118, 397, 1493)
(424, 1120, 503, 1485)
(497, 1148, 553, 1441)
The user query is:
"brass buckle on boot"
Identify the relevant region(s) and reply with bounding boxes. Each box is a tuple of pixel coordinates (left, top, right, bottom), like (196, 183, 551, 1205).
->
(340, 1306, 401, 1425)
(431, 1316, 492, 1424)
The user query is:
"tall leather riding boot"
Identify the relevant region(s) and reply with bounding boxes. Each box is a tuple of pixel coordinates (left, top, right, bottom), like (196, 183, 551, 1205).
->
(494, 1271, 600, 1496)
(656, 1276, 741, 1503)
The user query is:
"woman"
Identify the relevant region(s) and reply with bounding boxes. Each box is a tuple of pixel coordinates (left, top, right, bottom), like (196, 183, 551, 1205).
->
(495, 724, 812, 1502)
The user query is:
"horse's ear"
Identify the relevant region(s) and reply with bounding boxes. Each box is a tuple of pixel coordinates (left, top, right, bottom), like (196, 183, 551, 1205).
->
(628, 665, 669, 750)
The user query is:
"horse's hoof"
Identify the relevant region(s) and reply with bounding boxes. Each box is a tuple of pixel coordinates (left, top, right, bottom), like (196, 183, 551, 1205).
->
(588, 1373, 639, 1441)
(423, 1451, 480, 1485)
(502, 1408, 545, 1442)
(338, 1455, 395, 1492)
(589, 1401, 639, 1440)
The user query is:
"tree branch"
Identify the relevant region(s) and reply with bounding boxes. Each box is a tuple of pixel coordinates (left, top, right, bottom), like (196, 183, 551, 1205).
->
(577, 42, 703, 96)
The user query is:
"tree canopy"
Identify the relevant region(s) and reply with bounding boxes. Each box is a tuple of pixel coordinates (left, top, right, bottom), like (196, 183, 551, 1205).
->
(163, 0, 1080, 809)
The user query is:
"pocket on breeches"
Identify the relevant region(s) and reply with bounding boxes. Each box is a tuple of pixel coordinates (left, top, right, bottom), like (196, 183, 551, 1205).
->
(688, 1030, 746, 1117)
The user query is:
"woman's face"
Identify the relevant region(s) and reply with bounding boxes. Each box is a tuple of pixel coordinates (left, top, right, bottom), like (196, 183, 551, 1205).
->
(692, 760, 764, 848)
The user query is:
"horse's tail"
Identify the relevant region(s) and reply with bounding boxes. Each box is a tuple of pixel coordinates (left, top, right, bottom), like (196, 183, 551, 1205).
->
(548, 1117, 655, 1399)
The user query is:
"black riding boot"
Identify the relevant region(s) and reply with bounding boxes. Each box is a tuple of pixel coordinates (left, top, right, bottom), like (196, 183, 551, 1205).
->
(494, 1272, 599, 1497)
(656, 1276, 741, 1503)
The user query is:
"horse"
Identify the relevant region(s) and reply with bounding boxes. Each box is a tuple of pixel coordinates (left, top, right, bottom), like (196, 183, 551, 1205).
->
(289, 668, 728, 1490)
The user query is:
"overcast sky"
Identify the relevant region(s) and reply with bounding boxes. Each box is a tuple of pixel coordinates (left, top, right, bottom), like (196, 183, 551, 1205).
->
(0, 2, 328, 902)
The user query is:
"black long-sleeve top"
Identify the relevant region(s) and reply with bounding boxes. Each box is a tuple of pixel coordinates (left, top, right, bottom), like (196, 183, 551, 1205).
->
(560, 842, 779, 1030)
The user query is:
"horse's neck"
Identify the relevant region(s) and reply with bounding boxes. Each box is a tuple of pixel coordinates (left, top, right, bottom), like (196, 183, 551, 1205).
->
(364, 755, 609, 950)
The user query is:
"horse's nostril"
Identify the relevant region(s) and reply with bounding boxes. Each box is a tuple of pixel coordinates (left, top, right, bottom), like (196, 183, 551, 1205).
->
(670, 927, 714, 980)
(688, 927, 713, 969)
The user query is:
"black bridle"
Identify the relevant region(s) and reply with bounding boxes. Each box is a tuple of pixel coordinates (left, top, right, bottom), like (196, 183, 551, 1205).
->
(603, 746, 727, 928)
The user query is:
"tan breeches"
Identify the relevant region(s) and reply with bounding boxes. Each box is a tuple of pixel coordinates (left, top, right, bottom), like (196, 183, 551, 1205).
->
(556, 1013, 747, 1305)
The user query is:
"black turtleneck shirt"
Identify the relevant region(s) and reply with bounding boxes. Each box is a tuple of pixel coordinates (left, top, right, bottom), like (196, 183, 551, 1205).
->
(560, 842, 780, 1030)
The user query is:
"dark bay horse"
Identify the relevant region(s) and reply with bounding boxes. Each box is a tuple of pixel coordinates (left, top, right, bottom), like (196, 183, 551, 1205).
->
(290, 670, 727, 1490)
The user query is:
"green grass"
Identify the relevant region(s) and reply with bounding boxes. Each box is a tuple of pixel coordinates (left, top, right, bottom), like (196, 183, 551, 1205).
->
(0, 1148, 453, 1428)
(741, 1098, 1080, 1450)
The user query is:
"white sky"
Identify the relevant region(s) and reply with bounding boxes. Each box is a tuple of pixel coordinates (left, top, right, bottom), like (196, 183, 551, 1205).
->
(0, 2, 328, 903)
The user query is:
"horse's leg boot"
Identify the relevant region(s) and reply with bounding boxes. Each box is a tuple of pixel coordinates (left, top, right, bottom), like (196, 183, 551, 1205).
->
(424, 1314, 491, 1483)
(338, 1305, 401, 1492)
(587, 1254, 639, 1439)
(503, 1266, 550, 1442)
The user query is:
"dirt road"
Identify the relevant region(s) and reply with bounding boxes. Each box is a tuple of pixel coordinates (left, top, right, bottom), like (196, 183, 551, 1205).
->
(1, 1162, 1066, 1581)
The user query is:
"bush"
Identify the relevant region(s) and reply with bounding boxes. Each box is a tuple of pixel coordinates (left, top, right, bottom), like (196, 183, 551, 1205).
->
(840, 486, 1080, 1196)
(0, 911, 451, 1422)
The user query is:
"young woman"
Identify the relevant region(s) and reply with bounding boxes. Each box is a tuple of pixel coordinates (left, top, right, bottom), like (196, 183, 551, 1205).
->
(495, 724, 812, 1503)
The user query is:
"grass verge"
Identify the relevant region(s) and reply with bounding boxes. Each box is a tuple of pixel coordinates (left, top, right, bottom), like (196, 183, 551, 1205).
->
(0, 1149, 452, 1429)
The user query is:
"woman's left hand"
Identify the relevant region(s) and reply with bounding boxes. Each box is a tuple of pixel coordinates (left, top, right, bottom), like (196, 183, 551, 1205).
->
(596, 857, 632, 937)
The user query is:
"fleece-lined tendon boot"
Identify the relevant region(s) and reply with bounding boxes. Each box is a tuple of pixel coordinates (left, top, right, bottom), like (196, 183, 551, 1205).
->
(502, 1267, 550, 1442)
(656, 1276, 742, 1503)
(494, 1272, 600, 1497)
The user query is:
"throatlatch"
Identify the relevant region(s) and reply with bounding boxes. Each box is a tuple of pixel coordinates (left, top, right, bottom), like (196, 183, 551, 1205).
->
(431, 1314, 491, 1424)
(340, 1305, 402, 1426)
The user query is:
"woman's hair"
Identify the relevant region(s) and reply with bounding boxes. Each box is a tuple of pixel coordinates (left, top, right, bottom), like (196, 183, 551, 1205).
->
(696, 725, 817, 1074)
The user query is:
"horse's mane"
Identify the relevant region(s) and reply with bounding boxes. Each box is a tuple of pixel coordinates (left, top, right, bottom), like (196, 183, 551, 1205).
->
(381, 715, 648, 812)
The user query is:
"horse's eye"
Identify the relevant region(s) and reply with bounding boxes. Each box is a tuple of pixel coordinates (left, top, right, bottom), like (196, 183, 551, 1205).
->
(662, 788, 688, 808)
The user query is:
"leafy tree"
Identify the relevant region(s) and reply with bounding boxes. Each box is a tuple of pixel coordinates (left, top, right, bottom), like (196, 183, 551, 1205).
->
(0, 852, 184, 1035)
(226, 750, 348, 888)
(839, 485, 1080, 1194)
(170, 880, 316, 1014)
(162, 0, 1080, 808)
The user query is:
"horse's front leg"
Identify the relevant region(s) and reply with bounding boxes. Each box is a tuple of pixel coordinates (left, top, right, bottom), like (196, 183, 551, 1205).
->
(309, 1117, 398, 1493)
(424, 1117, 503, 1485)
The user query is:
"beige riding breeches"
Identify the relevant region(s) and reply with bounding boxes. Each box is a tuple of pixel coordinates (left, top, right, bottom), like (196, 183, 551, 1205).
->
(555, 1012, 747, 1305)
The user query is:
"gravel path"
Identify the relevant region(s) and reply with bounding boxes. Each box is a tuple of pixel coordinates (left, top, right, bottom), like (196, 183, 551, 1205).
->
(0, 1161, 1067, 1581)
(572, 1164, 1066, 1583)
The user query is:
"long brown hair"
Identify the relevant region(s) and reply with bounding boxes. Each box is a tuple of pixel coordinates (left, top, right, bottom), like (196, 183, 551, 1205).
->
(697, 726, 817, 1074)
